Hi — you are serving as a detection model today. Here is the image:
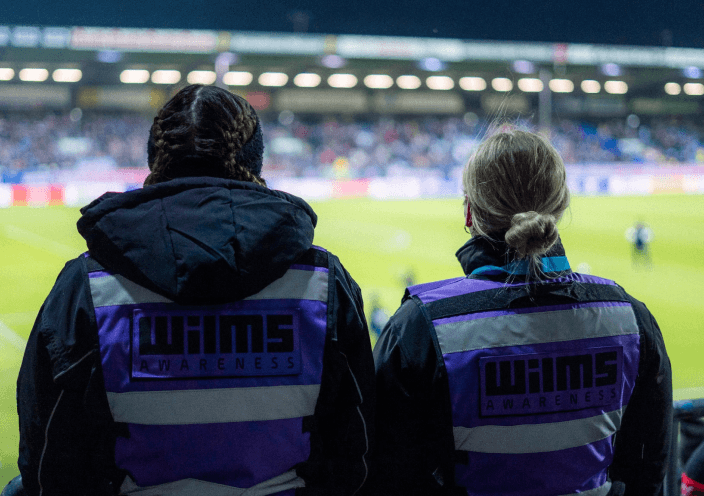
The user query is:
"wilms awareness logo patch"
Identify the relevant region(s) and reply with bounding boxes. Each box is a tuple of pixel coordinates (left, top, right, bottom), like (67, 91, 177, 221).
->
(131, 308, 302, 379)
(479, 346, 623, 416)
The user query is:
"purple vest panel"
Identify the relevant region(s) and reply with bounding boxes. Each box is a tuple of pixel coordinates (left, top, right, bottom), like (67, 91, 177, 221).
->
(89, 254, 329, 492)
(410, 273, 640, 496)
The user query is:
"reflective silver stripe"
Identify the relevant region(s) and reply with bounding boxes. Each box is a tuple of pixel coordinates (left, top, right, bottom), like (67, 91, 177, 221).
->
(106, 384, 320, 425)
(244, 269, 328, 303)
(90, 269, 328, 307)
(120, 469, 305, 496)
(436, 305, 638, 355)
(90, 274, 172, 307)
(558, 481, 611, 496)
(453, 407, 624, 454)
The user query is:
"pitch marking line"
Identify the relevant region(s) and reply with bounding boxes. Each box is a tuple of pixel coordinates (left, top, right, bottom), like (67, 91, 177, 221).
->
(3, 224, 79, 259)
(0, 319, 27, 352)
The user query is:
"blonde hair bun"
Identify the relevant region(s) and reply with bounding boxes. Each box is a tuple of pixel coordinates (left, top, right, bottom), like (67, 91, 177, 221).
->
(504, 211, 559, 259)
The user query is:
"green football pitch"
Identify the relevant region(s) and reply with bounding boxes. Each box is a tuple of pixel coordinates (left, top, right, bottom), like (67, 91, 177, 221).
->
(1, 194, 703, 483)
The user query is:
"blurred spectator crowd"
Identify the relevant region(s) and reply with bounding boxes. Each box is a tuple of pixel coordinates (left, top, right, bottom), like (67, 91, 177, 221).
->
(1, 110, 704, 183)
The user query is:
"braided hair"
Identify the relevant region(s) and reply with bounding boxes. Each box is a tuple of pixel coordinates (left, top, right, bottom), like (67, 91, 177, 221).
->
(144, 84, 266, 187)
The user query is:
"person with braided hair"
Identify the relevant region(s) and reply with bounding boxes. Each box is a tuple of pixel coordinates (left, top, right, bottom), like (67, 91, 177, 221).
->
(368, 128, 672, 496)
(10, 84, 374, 496)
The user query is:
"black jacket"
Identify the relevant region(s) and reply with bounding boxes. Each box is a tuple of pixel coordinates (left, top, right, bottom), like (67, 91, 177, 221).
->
(17, 177, 374, 496)
(368, 236, 672, 496)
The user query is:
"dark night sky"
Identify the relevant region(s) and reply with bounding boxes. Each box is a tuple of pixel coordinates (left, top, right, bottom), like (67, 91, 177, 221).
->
(4, 0, 704, 48)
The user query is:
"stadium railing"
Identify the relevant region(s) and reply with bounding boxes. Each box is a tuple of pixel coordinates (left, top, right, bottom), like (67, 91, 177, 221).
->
(664, 398, 704, 496)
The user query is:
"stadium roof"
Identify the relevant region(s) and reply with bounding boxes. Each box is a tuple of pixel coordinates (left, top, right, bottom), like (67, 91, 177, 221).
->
(4, 0, 704, 49)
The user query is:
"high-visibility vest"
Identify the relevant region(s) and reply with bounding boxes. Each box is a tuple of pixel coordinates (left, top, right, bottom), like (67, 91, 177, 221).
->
(408, 271, 640, 496)
(87, 248, 330, 496)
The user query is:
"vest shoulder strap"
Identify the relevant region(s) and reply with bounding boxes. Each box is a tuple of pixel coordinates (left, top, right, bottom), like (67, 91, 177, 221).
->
(84, 253, 105, 273)
(424, 282, 630, 321)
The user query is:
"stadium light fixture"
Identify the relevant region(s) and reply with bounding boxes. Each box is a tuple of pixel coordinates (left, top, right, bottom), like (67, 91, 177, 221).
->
(664, 82, 681, 95)
(517, 78, 543, 92)
(396, 75, 421, 89)
(151, 70, 181, 85)
(187, 70, 216, 85)
(549, 79, 574, 93)
(364, 74, 394, 89)
(258, 72, 289, 87)
(683, 66, 702, 79)
(604, 80, 628, 94)
(120, 69, 150, 84)
(418, 57, 446, 72)
(223, 71, 253, 86)
(320, 54, 346, 69)
(19, 68, 49, 82)
(684, 82, 704, 96)
(600, 63, 621, 77)
(97, 50, 123, 63)
(580, 80, 601, 93)
(459, 77, 486, 91)
(293, 73, 321, 88)
(426, 76, 454, 90)
(0, 68, 15, 81)
(513, 60, 535, 74)
(52, 69, 82, 83)
(491, 77, 513, 92)
(328, 74, 358, 88)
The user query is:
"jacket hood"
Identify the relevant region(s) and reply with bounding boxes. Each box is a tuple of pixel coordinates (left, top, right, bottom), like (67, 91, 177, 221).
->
(77, 177, 317, 305)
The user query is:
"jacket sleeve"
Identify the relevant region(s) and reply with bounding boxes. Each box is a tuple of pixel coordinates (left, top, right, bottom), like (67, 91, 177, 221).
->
(298, 256, 375, 496)
(365, 298, 456, 496)
(17, 258, 118, 496)
(609, 296, 673, 496)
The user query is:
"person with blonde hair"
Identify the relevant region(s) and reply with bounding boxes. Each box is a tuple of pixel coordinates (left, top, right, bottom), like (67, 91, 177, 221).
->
(369, 128, 672, 496)
(10, 84, 374, 496)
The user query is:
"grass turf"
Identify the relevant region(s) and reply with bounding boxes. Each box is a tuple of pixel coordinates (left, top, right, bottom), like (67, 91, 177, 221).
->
(0, 194, 703, 483)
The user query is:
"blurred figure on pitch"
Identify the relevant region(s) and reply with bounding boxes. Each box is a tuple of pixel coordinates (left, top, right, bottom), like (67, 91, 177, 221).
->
(625, 221, 653, 268)
(402, 268, 416, 288)
(370, 128, 672, 496)
(369, 294, 389, 339)
(10, 85, 374, 496)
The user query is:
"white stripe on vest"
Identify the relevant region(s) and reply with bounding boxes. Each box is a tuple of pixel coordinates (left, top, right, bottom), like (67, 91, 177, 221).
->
(90, 269, 329, 308)
(453, 406, 625, 454)
(119, 469, 305, 495)
(106, 384, 321, 425)
(435, 305, 639, 355)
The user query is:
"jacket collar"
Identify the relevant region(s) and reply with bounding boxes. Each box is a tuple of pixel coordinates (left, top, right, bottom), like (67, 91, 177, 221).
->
(455, 235, 571, 278)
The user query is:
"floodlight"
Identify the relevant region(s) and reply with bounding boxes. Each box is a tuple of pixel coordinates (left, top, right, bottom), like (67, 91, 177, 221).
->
(426, 76, 454, 90)
(549, 79, 574, 93)
(364, 74, 394, 89)
(0, 68, 15, 81)
(664, 82, 681, 95)
(120, 69, 150, 84)
(293, 73, 321, 88)
(684, 83, 704, 95)
(19, 68, 49, 82)
(259, 72, 288, 87)
(53, 69, 83, 83)
(187, 71, 216, 85)
(151, 70, 181, 85)
(491, 78, 513, 92)
(580, 80, 601, 93)
(604, 80, 628, 94)
(328, 74, 358, 88)
(396, 75, 421, 89)
(223, 71, 253, 86)
(517, 78, 543, 92)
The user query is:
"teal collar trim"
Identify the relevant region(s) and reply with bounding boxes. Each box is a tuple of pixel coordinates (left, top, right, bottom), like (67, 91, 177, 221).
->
(470, 255, 571, 276)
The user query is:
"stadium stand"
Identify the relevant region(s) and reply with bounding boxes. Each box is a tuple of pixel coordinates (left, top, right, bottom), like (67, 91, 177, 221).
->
(2, 112, 704, 185)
